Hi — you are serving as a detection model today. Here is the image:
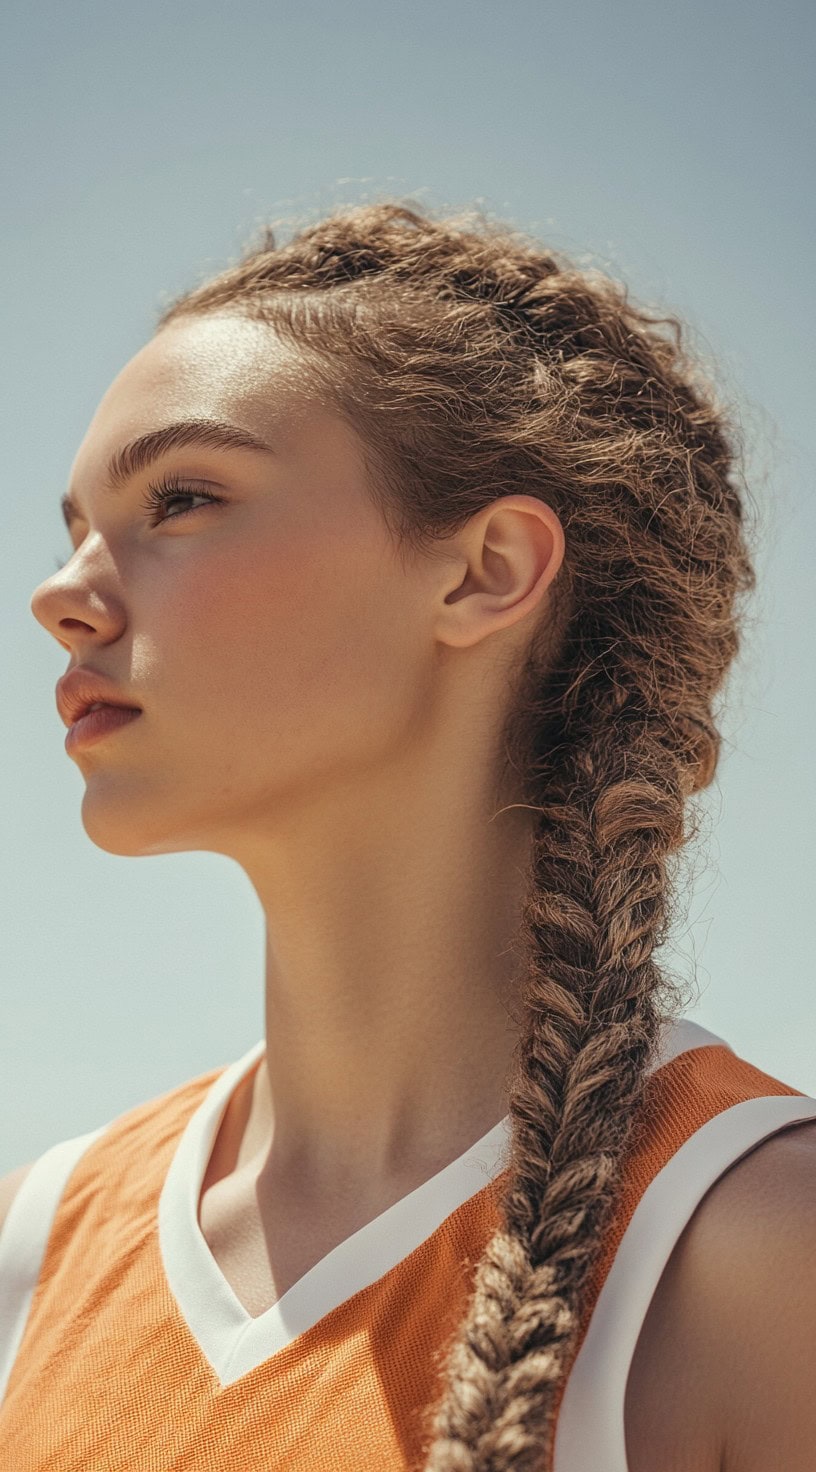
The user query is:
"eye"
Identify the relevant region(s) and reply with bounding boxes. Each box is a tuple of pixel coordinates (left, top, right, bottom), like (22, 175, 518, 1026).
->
(140, 472, 226, 525)
(52, 473, 226, 570)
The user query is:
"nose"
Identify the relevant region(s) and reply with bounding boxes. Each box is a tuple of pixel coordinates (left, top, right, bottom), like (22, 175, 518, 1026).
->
(30, 552, 123, 652)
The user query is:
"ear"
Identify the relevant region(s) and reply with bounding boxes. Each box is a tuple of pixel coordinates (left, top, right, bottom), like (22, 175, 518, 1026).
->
(434, 495, 565, 651)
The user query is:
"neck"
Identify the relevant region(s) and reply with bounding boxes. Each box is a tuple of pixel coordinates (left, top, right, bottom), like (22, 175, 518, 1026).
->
(230, 747, 533, 1198)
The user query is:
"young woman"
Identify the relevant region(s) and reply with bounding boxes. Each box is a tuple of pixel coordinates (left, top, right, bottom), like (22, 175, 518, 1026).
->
(1, 202, 815, 1471)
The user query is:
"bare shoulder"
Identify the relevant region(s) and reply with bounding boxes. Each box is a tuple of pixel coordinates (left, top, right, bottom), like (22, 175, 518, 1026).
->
(684, 1117, 816, 1472)
(625, 1118, 816, 1472)
(0, 1161, 35, 1236)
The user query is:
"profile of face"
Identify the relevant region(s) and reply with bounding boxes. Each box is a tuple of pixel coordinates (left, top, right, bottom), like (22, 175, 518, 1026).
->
(31, 313, 457, 861)
(31, 311, 562, 867)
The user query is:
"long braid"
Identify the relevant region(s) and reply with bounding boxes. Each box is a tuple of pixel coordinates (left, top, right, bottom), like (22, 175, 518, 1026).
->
(423, 719, 690, 1470)
(158, 200, 756, 1470)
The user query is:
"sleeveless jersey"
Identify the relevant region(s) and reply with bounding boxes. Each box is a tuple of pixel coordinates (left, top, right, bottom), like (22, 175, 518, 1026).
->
(1, 1017, 814, 1471)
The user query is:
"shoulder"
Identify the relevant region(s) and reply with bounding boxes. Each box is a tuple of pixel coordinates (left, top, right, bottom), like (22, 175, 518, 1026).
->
(633, 1117, 816, 1472)
(693, 1116, 816, 1472)
(0, 1161, 35, 1236)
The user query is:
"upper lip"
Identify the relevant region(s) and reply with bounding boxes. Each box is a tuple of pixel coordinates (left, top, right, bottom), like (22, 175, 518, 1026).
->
(56, 668, 142, 728)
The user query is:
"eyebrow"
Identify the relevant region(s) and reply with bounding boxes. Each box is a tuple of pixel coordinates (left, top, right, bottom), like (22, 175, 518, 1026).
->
(60, 418, 276, 530)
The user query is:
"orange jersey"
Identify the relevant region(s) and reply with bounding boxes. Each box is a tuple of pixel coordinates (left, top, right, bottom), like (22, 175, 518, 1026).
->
(1, 1017, 814, 1471)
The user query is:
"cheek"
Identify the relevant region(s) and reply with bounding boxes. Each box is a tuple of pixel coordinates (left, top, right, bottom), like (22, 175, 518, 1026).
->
(158, 529, 424, 764)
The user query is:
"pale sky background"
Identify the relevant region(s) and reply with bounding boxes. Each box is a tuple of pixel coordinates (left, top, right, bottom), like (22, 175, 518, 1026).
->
(1, 0, 813, 1173)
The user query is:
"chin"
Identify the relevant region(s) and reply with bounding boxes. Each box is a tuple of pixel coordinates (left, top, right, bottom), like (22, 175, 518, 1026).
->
(78, 789, 186, 859)
(77, 781, 230, 859)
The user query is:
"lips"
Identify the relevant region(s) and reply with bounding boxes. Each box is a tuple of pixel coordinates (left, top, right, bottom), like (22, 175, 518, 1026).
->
(56, 667, 142, 729)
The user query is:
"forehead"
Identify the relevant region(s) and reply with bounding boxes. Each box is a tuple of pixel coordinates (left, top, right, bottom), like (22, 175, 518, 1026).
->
(70, 312, 353, 485)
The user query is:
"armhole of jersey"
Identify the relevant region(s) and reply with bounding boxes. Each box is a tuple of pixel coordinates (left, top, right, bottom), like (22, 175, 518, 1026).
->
(552, 1092, 816, 1472)
(0, 1122, 114, 1405)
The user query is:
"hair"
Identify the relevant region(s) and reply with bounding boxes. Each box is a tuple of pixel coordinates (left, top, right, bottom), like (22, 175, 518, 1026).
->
(157, 201, 756, 1470)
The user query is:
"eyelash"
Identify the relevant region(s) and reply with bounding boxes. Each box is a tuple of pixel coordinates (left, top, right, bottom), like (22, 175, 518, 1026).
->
(139, 472, 225, 526)
(54, 473, 225, 570)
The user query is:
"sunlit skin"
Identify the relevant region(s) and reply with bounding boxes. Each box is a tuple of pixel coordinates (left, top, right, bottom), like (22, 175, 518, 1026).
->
(30, 312, 566, 1272)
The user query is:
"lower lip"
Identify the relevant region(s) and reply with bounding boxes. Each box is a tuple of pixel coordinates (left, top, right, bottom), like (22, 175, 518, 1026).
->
(64, 705, 143, 753)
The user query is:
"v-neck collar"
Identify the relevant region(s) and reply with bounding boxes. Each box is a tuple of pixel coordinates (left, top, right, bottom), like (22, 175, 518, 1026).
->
(157, 1016, 717, 1388)
(157, 1040, 512, 1387)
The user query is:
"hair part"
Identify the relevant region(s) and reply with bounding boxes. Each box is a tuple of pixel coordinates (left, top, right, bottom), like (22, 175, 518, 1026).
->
(158, 200, 757, 1469)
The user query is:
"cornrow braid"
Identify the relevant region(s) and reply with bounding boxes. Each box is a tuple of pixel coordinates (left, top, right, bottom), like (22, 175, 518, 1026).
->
(157, 200, 756, 1470)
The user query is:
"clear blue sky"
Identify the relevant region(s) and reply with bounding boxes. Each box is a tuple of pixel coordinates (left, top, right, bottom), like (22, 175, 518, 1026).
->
(1, 0, 813, 1171)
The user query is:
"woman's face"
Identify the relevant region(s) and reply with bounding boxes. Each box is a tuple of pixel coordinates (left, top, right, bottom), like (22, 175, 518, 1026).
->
(31, 312, 443, 859)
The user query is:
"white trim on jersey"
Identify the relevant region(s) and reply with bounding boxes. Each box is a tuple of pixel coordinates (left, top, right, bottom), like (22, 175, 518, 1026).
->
(159, 1038, 513, 1385)
(0, 1124, 114, 1403)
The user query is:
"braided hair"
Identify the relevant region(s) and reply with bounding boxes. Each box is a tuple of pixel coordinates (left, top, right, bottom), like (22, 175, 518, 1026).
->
(157, 201, 756, 1470)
